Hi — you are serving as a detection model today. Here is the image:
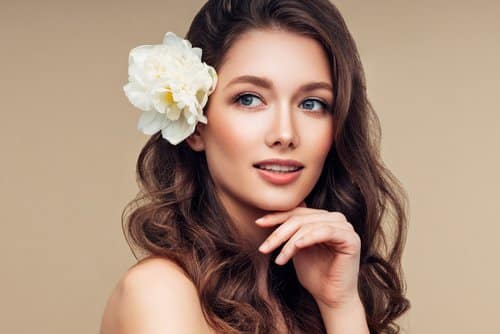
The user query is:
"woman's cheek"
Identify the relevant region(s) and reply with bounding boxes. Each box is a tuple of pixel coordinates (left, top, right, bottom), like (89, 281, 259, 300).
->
(207, 113, 246, 157)
(304, 120, 334, 156)
(215, 110, 261, 145)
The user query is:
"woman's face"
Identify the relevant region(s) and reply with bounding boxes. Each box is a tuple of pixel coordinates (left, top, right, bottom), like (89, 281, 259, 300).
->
(188, 28, 334, 214)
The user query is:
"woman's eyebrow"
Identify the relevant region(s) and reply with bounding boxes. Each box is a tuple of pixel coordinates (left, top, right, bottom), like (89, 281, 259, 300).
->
(225, 75, 333, 93)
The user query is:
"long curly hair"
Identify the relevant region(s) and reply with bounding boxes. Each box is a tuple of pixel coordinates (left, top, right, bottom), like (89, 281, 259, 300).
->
(122, 0, 411, 333)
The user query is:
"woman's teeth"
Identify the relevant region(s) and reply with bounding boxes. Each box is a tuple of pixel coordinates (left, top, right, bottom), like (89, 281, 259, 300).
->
(257, 165, 301, 173)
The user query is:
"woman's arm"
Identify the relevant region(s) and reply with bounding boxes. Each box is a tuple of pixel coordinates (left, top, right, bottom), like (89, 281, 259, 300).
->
(99, 257, 215, 334)
(317, 297, 370, 334)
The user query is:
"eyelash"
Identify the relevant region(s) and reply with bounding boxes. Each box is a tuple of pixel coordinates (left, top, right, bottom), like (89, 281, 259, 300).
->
(232, 93, 331, 113)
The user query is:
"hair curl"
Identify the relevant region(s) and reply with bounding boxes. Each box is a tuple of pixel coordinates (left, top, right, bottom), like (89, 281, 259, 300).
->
(122, 0, 411, 333)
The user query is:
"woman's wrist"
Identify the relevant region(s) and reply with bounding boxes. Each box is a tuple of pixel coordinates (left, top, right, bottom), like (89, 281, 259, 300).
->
(316, 296, 370, 334)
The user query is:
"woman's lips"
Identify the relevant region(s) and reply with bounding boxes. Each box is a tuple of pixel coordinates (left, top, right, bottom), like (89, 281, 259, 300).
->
(254, 167, 303, 185)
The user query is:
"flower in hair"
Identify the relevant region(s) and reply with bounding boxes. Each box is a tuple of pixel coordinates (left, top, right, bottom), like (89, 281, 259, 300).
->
(123, 31, 218, 145)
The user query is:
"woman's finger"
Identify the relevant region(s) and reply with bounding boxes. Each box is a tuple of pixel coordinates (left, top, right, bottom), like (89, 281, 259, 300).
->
(294, 225, 361, 255)
(258, 213, 352, 254)
(273, 222, 318, 264)
(255, 207, 333, 226)
(275, 225, 360, 265)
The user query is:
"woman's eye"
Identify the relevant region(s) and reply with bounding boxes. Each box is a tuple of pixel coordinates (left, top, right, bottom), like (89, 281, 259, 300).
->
(233, 93, 329, 113)
(301, 99, 329, 113)
(234, 93, 262, 108)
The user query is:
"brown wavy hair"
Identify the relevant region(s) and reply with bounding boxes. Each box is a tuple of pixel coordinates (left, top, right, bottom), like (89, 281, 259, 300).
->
(122, 0, 411, 333)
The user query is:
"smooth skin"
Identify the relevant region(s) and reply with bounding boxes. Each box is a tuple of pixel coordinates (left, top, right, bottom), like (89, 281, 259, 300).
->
(186, 27, 335, 297)
(100, 28, 368, 333)
(258, 201, 362, 308)
(99, 256, 216, 334)
(256, 201, 370, 333)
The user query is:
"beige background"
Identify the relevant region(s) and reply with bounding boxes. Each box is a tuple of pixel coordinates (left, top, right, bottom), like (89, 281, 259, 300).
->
(1, 0, 498, 333)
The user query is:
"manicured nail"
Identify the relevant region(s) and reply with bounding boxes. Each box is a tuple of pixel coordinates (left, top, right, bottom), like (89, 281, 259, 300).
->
(275, 253, 285, 264)
(258, 241, 269, 252)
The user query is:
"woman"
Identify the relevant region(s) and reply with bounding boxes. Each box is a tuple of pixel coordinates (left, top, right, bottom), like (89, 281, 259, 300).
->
(100, 0, 410, 333)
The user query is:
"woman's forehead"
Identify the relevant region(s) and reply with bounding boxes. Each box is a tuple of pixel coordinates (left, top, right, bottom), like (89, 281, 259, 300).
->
(217, 29, 332, 89)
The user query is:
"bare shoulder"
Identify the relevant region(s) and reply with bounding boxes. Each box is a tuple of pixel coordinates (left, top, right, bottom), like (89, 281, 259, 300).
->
(99, 256, 216, 334)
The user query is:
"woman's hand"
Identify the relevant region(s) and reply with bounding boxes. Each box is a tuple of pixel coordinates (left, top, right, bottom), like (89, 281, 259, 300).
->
(256, 201, 363, 309)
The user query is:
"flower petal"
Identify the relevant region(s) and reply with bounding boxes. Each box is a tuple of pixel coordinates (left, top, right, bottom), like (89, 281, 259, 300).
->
(166, 104, 182, 121)
(137, 110, 164, 135)
(123, 82, 151, 111)
(191, 47, 202, 60)
(161, 117, 196, 145)
(129, 45, 153, 62)
(196, 89, 208, 108)
(162, 31, 184, 49)
(207, 66, 218, 94)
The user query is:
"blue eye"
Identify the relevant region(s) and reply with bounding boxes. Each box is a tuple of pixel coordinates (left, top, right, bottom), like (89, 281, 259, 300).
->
(233, 93, 330, 113)
(234, 93, 262, 108)
(301, 99, 329, 112)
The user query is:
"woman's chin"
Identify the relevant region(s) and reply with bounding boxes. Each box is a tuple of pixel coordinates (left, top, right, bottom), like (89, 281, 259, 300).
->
(254, 198, 304, 212)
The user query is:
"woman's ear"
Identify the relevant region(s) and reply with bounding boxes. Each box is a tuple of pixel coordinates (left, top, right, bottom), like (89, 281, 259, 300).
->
(185, 123, 206, 152)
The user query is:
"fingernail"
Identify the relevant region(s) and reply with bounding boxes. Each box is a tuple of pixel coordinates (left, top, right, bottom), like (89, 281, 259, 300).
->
(258, 241, 269, 252)
(275, 253, 285, 264)
(255, 217, 265, 224)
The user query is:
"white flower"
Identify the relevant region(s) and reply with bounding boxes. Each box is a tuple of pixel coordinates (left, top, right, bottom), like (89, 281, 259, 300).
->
(123, 31, 218, 145)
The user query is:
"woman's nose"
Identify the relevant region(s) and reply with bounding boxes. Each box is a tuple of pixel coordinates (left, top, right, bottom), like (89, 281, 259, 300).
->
(265, 103, 299, 149)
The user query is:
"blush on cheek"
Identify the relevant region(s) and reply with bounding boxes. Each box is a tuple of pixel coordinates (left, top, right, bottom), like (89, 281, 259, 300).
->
(319, 135, 334, 155)
(209, 108, 264, 149)
(305, 122, 334, 155)
(208, 114, 245, 156)
(320, 120, 335, 151)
